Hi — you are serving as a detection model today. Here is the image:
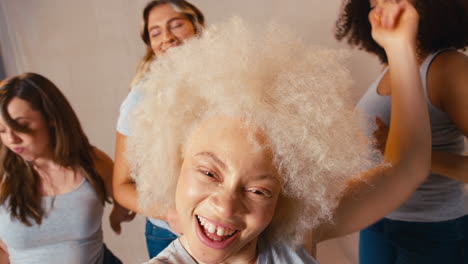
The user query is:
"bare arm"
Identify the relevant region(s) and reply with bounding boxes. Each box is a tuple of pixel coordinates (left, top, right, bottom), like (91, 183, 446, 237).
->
(113, 132, 167, 219)
(0, 240, 8, 264)
(113, 132, 146, 214)
(430, 52, 468, 182)
(93, 146, 136, 234)
(93, 147, 115, 197)
(315, 1, 431, 243)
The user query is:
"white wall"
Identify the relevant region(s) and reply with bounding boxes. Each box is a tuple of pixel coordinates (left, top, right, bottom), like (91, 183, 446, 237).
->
(0, 0, 396, 263)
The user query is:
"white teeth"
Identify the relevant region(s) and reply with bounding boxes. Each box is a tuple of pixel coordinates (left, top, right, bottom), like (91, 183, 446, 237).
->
(216, 227, 225, 236)
(208, 224, 216, 234)
(197, 215, 236, 237)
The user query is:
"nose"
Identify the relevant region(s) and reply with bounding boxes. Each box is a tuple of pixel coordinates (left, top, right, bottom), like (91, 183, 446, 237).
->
(6, 130, 21, 144)
(211, 189, 246, 218)
(162, 28, 176, 44)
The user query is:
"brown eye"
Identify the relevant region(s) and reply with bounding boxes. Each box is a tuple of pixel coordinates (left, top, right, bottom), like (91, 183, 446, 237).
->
(200, 170, 215, 178)
(246, 188, 272, 199)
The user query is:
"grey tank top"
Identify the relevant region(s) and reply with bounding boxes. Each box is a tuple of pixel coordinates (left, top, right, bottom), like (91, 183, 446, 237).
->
(357, 50, 466, 222)
(0, 179, 104, 264)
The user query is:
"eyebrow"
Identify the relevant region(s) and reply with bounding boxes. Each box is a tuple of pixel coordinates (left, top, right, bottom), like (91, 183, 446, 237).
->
(148, 17, 189, 31)
(194, 151, 278, 182)
(195, 151, 227, 171)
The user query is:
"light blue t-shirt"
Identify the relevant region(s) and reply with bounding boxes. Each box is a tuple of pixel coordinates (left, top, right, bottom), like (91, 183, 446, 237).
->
(145, 238, 319, 264)
(117, 86, 175, 232)
(117, 88, 143, 136)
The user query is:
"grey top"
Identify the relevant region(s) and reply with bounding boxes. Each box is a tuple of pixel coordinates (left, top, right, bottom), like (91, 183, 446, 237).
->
(117, 83, 174, 232)
(0, 179, 104, 264)
(357, 50, 466, 222)
(144, 238, 319, 264)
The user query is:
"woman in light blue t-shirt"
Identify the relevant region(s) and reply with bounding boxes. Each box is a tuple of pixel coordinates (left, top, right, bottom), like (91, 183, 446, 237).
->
(112, 0, 206, 259)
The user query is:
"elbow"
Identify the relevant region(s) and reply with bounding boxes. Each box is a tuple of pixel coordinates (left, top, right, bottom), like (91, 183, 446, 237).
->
(112, 181, 125, 205)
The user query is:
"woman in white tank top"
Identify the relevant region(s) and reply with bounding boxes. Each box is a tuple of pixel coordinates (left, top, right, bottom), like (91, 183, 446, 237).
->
(336, 0, 468, 263)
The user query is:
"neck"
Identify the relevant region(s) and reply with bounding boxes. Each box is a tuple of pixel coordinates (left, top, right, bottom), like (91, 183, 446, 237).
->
(32, 156, 59, 172)
(180, 236, 259, 264)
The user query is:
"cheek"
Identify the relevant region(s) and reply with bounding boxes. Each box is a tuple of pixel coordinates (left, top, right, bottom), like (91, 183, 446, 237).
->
(149, 40, 162, 55)
(176, 165, 209, 214)
(175, 26, 196, 41)
(246, 197, 279, 233)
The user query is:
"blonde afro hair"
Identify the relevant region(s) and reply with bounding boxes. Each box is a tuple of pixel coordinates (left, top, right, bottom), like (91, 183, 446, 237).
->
(127, 17, 379, 244)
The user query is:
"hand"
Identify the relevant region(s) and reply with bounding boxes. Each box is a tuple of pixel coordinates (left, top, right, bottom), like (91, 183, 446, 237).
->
(109, 202, 136, 235)
(373, 117, 389, 154)
(369, 0, 419, 52)
(166, 207, 183, 235)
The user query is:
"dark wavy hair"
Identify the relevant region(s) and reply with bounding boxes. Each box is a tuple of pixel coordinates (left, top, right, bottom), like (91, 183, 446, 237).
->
(0, 73, 108, 226)
(335, 0, 468, 63)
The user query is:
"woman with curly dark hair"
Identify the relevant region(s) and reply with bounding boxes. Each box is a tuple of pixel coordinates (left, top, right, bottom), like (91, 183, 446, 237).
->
(336, 0, 468, 263)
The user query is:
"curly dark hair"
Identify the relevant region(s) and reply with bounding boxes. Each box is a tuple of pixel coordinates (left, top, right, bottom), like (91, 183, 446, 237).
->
(335, 0, 468, 63)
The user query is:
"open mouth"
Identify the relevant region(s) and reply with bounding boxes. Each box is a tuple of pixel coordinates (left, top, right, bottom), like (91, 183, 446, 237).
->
(195, 215, 240, 249)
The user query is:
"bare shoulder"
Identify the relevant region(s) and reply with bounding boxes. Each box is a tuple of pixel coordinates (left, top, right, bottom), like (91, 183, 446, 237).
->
(428, 50, 468, 109)
(430, 50, 468, 80)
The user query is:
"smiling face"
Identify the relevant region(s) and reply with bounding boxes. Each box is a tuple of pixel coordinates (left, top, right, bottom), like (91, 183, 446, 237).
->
(175, 117, 281, 263)
(0, 97, 52, 162)
(147, 3, 196, 57)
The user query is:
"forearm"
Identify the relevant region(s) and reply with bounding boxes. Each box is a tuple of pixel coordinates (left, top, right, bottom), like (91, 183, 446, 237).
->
(385, 44, 431, 170)
(113, 133, 166, 219)
(114, 182, 167, 220)
(318, 32, 431, 243)
(114, 182, 142, 213)
(432, 151, 468, 182)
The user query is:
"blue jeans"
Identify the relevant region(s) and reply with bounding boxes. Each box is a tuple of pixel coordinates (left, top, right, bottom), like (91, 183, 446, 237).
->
(359, 216, 468, 264)
(145, 219, 178, 258)
(103, 243, 122, 264)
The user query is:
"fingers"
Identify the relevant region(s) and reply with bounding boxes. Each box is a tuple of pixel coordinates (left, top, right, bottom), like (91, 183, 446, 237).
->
(370, 2, 405, 30)
(375, 116, 387, 129)
(126, 211, 137, 221)
(111, 221, 122, 235)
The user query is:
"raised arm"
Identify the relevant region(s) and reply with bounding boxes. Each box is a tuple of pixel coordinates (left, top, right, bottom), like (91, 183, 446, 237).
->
(315, 0, 431, 243)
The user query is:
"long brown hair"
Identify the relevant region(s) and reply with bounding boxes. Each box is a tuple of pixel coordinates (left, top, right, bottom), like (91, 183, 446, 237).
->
(0, 73, 108, 226)
(130, 0, 205, 88)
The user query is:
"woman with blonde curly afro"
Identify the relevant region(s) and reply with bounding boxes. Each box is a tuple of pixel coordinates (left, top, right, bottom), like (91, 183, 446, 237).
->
(126, 1, 430, 263)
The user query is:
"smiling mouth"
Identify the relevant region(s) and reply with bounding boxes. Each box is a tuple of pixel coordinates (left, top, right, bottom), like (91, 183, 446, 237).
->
(195, 215, 239, 248)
